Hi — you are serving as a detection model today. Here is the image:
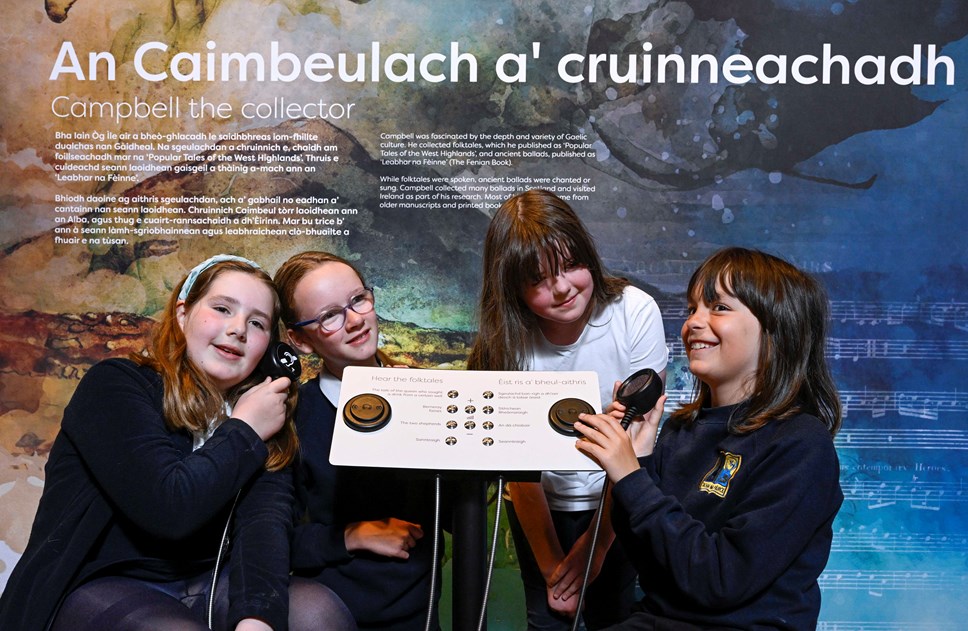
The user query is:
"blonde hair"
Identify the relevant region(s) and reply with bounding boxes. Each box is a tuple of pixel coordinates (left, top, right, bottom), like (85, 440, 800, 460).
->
(274, 251, 395, 369)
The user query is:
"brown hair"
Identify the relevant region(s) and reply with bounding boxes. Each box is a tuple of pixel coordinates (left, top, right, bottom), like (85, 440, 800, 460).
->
(467, 189, 628, 371)
(273, 251, 395, 368)
(132, 259, 299, 471)
(670, 247, 842, 436)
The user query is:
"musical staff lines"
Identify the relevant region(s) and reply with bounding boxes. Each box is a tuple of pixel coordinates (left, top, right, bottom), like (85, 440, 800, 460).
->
(656, 298, 968, 329)
(666, 338, 968, 361)
(828, 338, 968, 361)
(843, 480, 965, 512)
(836, 429, 968, 450)
(662, 389, 968, 420)
(829, 301, 968, 328)
(831, 531, 968, 554)
(840, 390, 968, 420)
(818, 623, 960, 631)
(819, 569, 966, 592)
(603, 258, 701, 288)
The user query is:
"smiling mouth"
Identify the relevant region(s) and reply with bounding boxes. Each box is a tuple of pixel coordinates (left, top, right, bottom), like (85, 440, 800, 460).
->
(689, 341, 716, 350)
(215, 344, 243, 357)
(346, 330, 370, 345)
(555, 295, 578, 308)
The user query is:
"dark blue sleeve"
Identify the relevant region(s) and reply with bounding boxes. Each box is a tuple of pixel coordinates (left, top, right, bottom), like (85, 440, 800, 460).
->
(228, 467, 294, 631)
(612, 419, 842, 607)
(290, 384, 353, 570)
(290, 507, 353, 569)
(61, 360, 269, 539)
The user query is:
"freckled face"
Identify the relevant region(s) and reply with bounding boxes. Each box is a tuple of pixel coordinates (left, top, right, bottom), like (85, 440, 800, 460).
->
(177, 271, 274, 393)
(681, 282, 762, 406)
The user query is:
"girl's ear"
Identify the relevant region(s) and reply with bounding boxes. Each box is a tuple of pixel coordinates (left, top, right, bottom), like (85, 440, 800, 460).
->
(286, 327, 315, 355)
(175, 300, 188, 331)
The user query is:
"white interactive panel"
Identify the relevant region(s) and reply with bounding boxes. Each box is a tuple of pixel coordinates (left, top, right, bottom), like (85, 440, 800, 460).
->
(330, 366, 603, 471)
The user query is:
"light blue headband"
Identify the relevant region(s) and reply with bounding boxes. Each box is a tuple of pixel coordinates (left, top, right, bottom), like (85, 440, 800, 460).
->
(178, 254, 263, 301)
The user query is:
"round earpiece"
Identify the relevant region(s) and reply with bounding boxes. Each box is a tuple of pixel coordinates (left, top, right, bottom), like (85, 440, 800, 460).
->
(259, 341, 302, 380)
(616, 368, 663, 427)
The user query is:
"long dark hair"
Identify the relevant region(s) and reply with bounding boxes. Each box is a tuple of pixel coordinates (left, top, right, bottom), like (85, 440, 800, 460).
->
(467, 189, 627, 371)
(670, 247, 842, 436)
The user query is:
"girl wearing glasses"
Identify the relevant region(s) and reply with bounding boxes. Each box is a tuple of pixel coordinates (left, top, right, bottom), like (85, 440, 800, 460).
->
(274, 251, 440, 631)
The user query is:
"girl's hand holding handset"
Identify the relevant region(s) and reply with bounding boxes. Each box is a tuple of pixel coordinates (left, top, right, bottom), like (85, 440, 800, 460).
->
(617, 393, 666, 458)
(233, 376, 292, 441)
(574, 394, 666, 484)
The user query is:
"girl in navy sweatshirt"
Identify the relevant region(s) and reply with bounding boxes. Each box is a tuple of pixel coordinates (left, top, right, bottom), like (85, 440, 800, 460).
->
(574, 247, 843, 630)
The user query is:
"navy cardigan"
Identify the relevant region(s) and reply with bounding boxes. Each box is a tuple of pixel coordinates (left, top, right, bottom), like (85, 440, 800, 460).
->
(612, 404, 843, 630)
(291, 377, 441, 628)
(0, 359, 293, 631)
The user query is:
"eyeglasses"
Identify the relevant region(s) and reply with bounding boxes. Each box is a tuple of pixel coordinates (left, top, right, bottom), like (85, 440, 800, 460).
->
(291, 287, 375, 332)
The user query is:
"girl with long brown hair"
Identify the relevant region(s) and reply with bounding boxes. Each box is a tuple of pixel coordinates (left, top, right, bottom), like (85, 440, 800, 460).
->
(0, 255, 354, 631)
(574, 247, 843, 630)
(467, 190, 669, 629)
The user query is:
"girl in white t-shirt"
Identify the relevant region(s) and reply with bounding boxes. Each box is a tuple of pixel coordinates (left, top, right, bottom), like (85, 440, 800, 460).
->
(467, 189, 668, 629)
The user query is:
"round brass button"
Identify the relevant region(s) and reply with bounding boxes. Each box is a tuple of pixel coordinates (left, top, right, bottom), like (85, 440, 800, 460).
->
(343, 393, 392, 432)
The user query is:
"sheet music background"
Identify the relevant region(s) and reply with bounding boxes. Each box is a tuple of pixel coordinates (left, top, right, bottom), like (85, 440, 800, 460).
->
(0, 2, 965, 627)
(641, 72, 968, 626)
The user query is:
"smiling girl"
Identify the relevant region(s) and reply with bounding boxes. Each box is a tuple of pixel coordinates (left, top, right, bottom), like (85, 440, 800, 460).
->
(467, 189, 668, 629)
(574, 247, 843, 630)
(274, 251, 439, 631)
(0, 255, 354, 631)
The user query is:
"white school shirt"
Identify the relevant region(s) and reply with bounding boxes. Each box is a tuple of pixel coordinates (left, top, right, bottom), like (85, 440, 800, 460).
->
(193, 403, 232, 451)
(528, 285, 668, 511)
(319, 368, 342, 406)
(318, 357, 383, 405)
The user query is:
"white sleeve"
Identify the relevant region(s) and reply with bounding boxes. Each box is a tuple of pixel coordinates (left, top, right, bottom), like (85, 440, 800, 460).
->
(625, 286, 670, 373)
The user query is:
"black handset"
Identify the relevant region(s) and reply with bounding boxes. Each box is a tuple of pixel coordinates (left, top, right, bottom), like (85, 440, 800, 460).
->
(615, 368, 663, 428)
(258, 341, 302, 380)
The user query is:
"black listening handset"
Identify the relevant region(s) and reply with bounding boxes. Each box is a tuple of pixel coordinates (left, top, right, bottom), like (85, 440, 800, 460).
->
(615, 367, 664, 428)
(258, 341, 302, 380)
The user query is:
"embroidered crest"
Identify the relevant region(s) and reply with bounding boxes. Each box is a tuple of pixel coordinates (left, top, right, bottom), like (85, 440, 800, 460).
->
(699, 451, 742, 498)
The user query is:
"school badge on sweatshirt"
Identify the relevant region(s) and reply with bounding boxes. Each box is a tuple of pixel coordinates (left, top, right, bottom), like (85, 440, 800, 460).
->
(699, 451, 742, 498)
